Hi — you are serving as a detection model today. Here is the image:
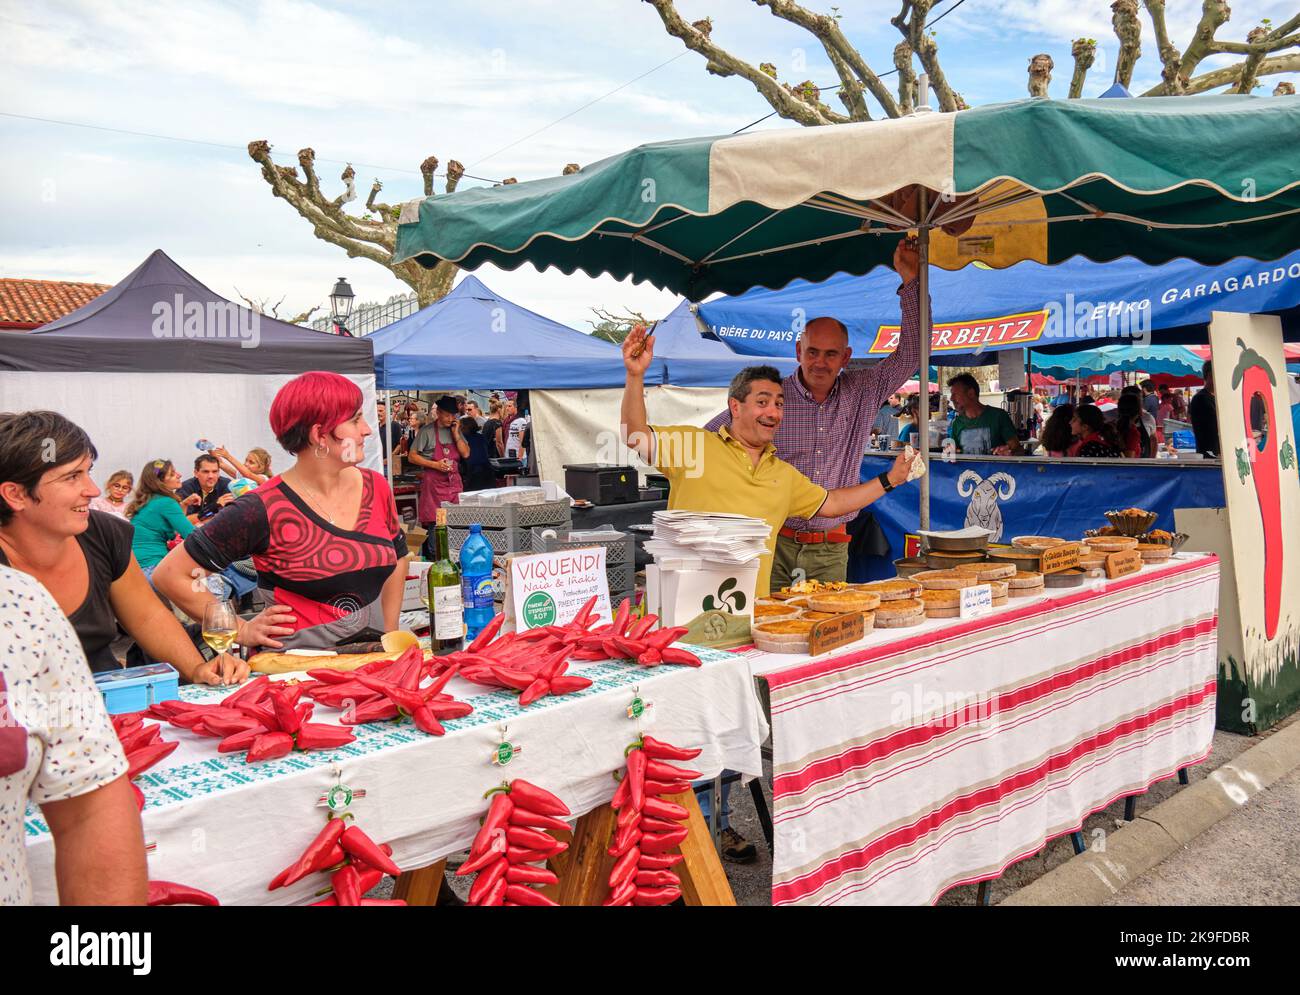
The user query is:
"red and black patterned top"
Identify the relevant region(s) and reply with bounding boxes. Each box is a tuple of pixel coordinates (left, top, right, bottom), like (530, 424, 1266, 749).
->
(185, 469, 407, 649)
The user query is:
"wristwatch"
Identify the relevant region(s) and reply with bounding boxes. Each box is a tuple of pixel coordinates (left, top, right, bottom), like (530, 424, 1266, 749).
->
(877, 471, 895, 493)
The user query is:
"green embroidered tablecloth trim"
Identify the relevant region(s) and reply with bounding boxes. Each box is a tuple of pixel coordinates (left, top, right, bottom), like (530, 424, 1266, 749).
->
(25, 645, 734, 839)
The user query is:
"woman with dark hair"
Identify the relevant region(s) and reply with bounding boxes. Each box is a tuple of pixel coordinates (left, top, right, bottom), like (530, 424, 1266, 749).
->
(153, 371, 410, 651)
(459, 416, 496, 492)
(1038, 404, 1075, 457)
(0, 411, 244, 683)
(1070, 404, 1123, 458)
(1116, 392, 1153, 458)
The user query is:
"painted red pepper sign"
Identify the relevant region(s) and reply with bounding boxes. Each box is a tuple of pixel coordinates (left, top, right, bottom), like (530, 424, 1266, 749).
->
(1231, 338, 1287, 640)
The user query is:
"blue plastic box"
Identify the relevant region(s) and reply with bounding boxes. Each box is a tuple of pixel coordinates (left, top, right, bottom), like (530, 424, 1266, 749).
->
(93, 663, 181, 715)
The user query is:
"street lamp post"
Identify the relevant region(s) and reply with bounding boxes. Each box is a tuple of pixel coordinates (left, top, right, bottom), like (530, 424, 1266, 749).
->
(329, 277, 355, 336)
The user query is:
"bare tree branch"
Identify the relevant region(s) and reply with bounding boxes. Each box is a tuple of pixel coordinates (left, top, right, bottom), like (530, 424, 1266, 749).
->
(1276, 81, 1297, 95)
(1143, 0, 1185, 93)
(893, 41, 916, 114)
(1176, 0, 1233, 85)
(642, 0, 843, 125)
(757, 0, 900, 118)
(1111, 0, 1143, 88)
(1027, 53, 1054, 97)
(1070, 39, 1097, 98)
(891, 1, 960, 112)
(1176, 52, 1300, 94)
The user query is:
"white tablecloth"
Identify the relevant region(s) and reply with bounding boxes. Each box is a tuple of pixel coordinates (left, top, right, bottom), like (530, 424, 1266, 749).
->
(26, 648, 766, 905)
(746, 554, 1220, 905)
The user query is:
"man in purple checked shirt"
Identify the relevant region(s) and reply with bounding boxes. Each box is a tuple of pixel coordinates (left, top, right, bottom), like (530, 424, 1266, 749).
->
(705, 238, 924, 590)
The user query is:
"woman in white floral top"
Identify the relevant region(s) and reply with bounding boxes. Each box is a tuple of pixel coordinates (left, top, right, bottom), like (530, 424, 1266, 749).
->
(0, 565, 147, 904)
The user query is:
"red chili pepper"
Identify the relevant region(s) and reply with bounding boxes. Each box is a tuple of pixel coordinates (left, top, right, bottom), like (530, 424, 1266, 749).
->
(637, 648, 662, 667)
(356, 865, 385, 894)
(470, 793, 515, 858)
(339, 699, 400, 725)
(639, 815, 685, 834)
(126, 740, 179, 780)
(306, 668, 352, 684)
(638, 852, 684, 870)
(271, 692, 304, 733)
(611, 775, 630, 810)
(359, 898, 408, 906)
(427, 698, 473, 720)
(118, 723, 163, 753)
(608, 846, 640, 890)
(468, 857, 509, 904)
(642, 796, 689, 822)
(640, 735, 702, 761)
(568, 648, 607, 661)
(293, 722, 357, 751)
(466, 613, 505, 653)
(505, 884, 559, 907)
(644, 779, 692, 797)
(506, 865, 559, 887)
(508, 844, 563, 864)
(481, 874, 509, 907)
(146, 880, 220, 906)
(491, 667, 536, 691)
(508, 807, 571, 833)
(633, 885, 681, 906)
(608, 824, 642, 858)
(635, 869, 680, 888)
(217, 727, 267, 753)
(458, 840, 509, 876)
(603, 879, 637, 906)
(627, 614, 659, 640)
(421, 664, 461, 698)
(612, 597, 632, 636)
(506, 825, 558, 851)
(246, 731, 295, 763)
(517, 626, 555, 642)
(626, 748, 647, 812)
(616, 803, 641, 832)
(410, 705, 445, 736)
(548, 675, 592, 695)
(201, 715, 264, 738)
(508, 779, 571, 816)
(339, 825, 401, 877)
(612, 636, 649, 660)
(639, 826, 689, 853)
(222, 674, 271, 707)
(645, 758, 700, 781)
(235, 701, 278, 726)
(659, 647, 703, 667)
(518, 677, 551, 707)
(331, 864, 362, 906)
(1232, 339, 1285, 639)
(269, 818, 346, 890)
(643, 626, 690, 650)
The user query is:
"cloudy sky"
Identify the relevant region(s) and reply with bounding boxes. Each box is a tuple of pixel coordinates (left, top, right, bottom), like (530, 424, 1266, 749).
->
(3, 0, 1296, 329)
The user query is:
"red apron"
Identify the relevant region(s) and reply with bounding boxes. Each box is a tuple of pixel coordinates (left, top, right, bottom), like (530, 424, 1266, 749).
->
(417, 432, 462, 523)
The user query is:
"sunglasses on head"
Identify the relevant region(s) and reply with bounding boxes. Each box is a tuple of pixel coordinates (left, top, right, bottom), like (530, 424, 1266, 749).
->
(152, 460, 168, 477)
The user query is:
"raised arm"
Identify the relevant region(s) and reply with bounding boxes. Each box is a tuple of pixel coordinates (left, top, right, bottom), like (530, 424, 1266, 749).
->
(621, 325, 657, 463)
(848, 238, 924, 408)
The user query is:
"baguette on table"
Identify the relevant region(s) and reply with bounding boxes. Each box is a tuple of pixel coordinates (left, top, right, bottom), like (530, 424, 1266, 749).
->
(248, 648, 432, 674)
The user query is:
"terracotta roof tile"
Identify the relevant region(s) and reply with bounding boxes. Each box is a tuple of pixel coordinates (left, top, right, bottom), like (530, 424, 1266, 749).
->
(0, 278, 112, 329)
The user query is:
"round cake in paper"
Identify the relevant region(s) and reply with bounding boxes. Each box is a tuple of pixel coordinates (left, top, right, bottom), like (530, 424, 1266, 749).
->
(913, 570, 976, 591)
(951, 562, 1016, 581)
(924, 605, 963, 619)
(1136, 543, 1173, 562)
(808, 591, 882, 613)
(1008, 582, 1046, 597)
(1007, 570, 1044, 589)
(920, 588, 961, 608)
(1011, 535, 1070, 550)
(754, 602, 801, 620)
(800, 610, 840, 621)
(988, 580, 1009, 599)
(1083, 535, 1139, 552)
(874, 598, 925, 619)
(859, 578, 924, 601)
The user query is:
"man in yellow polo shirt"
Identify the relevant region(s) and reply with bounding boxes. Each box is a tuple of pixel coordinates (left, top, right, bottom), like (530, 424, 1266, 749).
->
(621, 326, 915, 596)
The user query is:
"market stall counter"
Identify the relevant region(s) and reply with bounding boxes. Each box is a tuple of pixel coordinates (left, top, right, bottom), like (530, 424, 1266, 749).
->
(744, 553, 1219, 906)
(856, 452, 1225, 581)
(24, 643, 766, 906)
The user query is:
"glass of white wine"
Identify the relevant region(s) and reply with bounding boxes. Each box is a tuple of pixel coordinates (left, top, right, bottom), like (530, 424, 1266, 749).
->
(202, 601, 239, 683)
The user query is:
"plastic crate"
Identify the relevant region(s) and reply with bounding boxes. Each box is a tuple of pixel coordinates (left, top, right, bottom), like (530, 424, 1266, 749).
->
(531, 528, 633, 564)
(445, 498, 571, 530)
(605, 561, 635, 594)
(449, 525, 533, 557)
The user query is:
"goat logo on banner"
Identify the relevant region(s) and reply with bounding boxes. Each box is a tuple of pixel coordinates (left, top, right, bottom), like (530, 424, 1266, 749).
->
(957, 470, 1016, 542)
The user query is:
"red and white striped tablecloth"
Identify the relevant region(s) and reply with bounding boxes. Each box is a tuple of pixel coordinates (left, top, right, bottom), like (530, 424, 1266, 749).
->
(753, 554, 1219, 906)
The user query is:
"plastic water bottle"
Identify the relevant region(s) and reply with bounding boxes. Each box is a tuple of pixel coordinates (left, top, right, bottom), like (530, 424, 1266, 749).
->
(196, 439, 216, 452)
(459, 523, 496, 641)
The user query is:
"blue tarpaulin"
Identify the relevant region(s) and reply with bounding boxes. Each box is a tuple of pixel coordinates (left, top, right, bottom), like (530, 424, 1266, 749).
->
(368, 275, 632, 389)
(850, 453, 1226, 581)
(649, 300, 797, 387)
(1030, 344, 1206, 379)
(698, 252, 1300, 366)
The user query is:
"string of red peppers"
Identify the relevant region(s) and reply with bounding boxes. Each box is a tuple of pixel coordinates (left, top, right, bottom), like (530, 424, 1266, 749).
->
(458, 779, 572, 906)
(605, 735, 703, 907)
(267, 814, 406, 906)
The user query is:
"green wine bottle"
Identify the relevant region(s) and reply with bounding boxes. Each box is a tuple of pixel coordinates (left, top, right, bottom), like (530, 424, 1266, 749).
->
(428, 508, 464, 652)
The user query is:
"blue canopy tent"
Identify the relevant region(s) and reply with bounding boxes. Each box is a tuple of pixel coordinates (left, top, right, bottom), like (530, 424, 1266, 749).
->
(1030, 344, 1206, 379)
(649, 300, 797, 386)
(367, 274, 634, 389)
(698, 251, 1300, 368)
